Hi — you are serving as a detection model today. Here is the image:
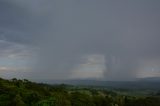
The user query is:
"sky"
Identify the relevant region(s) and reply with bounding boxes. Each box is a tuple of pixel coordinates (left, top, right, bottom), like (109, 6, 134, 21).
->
(0, 0, 160, 81)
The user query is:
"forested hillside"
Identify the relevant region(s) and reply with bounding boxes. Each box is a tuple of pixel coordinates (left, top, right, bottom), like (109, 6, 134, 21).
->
(0, 78, 160, 106)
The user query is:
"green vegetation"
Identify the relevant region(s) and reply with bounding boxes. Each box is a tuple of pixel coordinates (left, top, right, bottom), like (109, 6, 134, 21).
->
(0, 78, 160, 106)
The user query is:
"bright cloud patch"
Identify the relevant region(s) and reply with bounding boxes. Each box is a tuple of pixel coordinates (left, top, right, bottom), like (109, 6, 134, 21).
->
(0, 39, 36, 79)
(70, 54, 106, 79)
(137, 58, 160, 78)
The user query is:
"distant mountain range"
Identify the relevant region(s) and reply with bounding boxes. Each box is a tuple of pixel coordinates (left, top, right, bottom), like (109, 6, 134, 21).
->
(137, 77, 160, 82)
(41, 77, 160, 90)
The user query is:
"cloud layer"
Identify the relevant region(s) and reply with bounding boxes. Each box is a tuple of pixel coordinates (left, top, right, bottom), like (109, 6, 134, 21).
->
(0, 0, 160, 80)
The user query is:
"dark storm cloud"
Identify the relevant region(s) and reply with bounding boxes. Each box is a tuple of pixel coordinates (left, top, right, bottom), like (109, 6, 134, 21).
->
(0, 0, 44, 59)
(1, 0, 160, 80)
(0, 0, 52, 45)
(0, 1, 32, 45)
(0, 0, 38, 74)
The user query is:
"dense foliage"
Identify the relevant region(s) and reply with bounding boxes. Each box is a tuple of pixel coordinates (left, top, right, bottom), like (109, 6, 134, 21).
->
(0, 78, 160, 106)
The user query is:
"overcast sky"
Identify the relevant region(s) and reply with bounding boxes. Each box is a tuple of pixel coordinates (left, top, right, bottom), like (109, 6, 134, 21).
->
(0, 0, 160, 81)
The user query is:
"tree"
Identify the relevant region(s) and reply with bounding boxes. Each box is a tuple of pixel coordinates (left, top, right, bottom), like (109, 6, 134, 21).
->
(12, 94, 26, 106)
(71, 92, 95, 106)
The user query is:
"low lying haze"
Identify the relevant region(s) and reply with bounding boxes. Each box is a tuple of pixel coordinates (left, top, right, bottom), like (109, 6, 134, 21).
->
(0, 0, 160, 81)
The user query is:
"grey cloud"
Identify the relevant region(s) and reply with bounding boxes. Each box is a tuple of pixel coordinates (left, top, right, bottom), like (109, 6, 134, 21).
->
(0, 39, 34, 59)
(1, 0, 160, 80)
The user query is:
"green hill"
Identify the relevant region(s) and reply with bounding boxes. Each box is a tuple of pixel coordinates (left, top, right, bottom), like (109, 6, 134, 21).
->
(0, 77, 160, 106)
